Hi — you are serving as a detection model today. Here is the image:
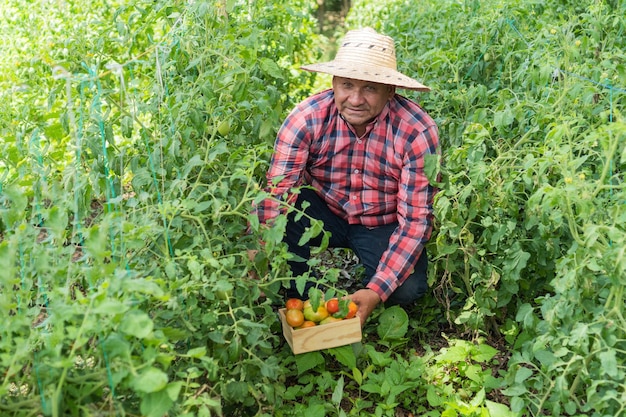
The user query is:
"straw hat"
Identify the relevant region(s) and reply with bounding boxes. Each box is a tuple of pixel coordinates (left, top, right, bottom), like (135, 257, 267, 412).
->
(301, 28, 430, 92)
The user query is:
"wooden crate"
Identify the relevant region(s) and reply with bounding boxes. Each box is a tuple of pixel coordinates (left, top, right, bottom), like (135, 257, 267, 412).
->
(278, 308, 362, 354)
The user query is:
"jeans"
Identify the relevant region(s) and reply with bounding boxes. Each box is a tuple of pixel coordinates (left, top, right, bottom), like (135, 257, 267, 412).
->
(283, 188, 428, 306)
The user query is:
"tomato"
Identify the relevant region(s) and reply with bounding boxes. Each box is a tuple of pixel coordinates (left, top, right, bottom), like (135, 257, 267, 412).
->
(285, 298, 304, 311)
(333, 299, 359, 319)
(303, 304, 329, 323)
(319, 316, 342, 325)
(297, 320, 316, 329)
(345, 301, 358, 319)
(215, 289, 232, 300)
(325, 298, 339, 315)
(217, 119, 231, 136)
(285, 309, 304, 328)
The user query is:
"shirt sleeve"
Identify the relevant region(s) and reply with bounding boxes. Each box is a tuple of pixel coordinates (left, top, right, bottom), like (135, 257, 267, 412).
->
(253, 107, 311, 225)
(366, 123, 440, 301)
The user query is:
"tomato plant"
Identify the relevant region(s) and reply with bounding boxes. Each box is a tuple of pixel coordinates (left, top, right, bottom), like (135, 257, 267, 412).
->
(346, 0, 625, 415)
(1, 0, 321, 415)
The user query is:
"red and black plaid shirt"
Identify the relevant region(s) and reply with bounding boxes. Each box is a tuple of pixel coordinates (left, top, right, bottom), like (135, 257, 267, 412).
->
(256, 89, 439, 301)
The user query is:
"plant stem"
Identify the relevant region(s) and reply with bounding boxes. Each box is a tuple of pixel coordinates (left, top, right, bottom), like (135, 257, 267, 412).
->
(52, 299, 94, 417)
(592, 128, 619, 199)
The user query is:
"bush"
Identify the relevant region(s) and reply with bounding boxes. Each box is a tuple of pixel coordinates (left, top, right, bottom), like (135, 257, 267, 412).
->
(346, 0, 626, 414)
(0, 0, 320, 415)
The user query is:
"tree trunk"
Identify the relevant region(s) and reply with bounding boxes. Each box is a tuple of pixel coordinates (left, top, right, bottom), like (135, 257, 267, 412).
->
(317, 0, 325, 33)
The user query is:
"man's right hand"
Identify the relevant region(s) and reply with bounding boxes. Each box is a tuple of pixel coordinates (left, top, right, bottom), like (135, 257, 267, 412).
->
(348, 288, 381, 327)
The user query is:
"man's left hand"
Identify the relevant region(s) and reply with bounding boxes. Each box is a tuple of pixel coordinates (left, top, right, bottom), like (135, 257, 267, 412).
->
(348, 289, 381, 327)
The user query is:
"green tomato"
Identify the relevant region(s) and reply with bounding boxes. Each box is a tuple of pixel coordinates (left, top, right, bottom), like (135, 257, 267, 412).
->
(215, 289, 232, 300)
(217, 119, 231, 136)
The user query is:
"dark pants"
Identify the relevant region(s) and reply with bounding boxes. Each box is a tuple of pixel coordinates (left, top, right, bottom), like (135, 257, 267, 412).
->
(284, 188, 428, 306)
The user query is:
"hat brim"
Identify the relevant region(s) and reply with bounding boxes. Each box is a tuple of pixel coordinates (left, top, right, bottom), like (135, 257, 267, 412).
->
(301, 61, 430, 92)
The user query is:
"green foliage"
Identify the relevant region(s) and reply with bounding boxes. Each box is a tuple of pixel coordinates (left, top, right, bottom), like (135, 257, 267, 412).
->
(2, 0, 625, 416)
(346, 0, 626, 415)
(278, 308, 506, 417)
(1, 0, 320, 415)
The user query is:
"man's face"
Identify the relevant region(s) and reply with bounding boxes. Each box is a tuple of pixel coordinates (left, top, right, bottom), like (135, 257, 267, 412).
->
(332, 76, 395, 133)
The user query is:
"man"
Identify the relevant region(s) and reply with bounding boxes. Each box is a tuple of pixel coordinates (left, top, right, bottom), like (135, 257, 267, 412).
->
(254, 28, 439, 325)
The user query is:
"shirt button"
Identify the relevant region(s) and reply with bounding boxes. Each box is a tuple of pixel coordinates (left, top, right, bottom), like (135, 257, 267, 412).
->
(352, 195, 357, 200)
(353, 169, 360, 174)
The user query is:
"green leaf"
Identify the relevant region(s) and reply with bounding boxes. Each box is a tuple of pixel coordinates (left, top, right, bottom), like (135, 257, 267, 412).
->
(260, 58, 284, 80)
(599, 350, 618, 378)
(376, 306, 409, 340)
(303, 404, 326, 417)
(259, 355, 280, 379)
(186, 347, 207, 358)
(164, 261, 177, 279)
(224, 381, 248, 403)
(121, 278, 164, 297)
(247, 212, 260, 232)
(166, 381, 183, 401)
(140, 391, 174, 417)
(119, 310, 154, 339)
(437, 341, 471, 362)
(465, 364, 484, 383)
(295, 351, 324, 375)
(365, 345, 393, 367)
(294, 275, 309, 298)
(503, 242, 530, 278)
(473, 343, 499, 362)
(510, 396, 525, 413)
(515, 303, 535, 327)
(514, 366, 533, 384)
(259, 118, 274, 140)
(134, 367, 168, 393)
(101, 333, 130, 359)
(533, 349, 556, 367)
(424, 152, 441, 185)
(360, 383, 382, 395)
(329, 345, 356, 369)
(427, 385, 443, 406)
(208, 330, 226, 344)
(494, 108, 514, 127)
(485, 400, 515, 416)
(298, 220, 323, 246)
(311, 230, 330, 255)
(564, 400, 577, 415)
(501, 384, 527, 396)
(331, 376, 344, 405)
(121, 115, 133, 138)
(441, 407, 458, 417)
(470, 387, 486, 407)
(307, 287, 323, 310)
(264, 214, 287, 247)
(94, 299, 129, 315)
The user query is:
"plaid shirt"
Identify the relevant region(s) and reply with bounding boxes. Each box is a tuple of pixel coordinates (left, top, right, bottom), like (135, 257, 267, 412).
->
(256, 89, 439, 301)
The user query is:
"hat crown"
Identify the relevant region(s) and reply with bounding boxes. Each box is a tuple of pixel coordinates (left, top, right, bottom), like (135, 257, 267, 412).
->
(334, 28, 398, 71)
(299, 27, 430, 91)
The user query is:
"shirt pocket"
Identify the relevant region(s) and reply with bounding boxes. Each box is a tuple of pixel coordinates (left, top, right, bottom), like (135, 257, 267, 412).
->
(363, 151, 401, 193)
